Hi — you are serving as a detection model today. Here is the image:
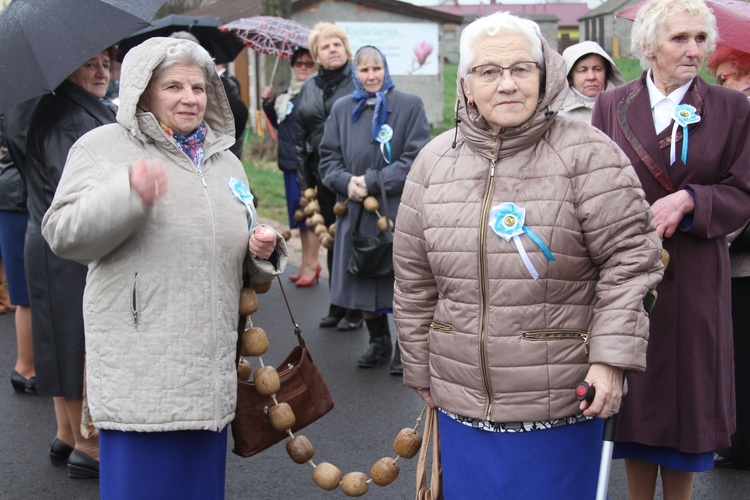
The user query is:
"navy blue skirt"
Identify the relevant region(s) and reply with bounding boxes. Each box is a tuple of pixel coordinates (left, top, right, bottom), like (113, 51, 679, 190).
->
(0, 211, 30, 305)
(99, 427, 228, 500)
(613, 442, 714, 472)
(439, 412, 604, 499)
(283, 171, 307, 230)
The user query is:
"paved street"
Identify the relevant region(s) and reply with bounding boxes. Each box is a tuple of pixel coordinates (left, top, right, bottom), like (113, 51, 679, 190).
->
(1, 264, 749, 499)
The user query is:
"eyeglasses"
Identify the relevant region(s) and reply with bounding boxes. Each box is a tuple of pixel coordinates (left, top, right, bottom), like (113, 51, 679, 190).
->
(294, 61, 316, 68)
(468, 61, 539, 84)
(716, 72, 736, 86)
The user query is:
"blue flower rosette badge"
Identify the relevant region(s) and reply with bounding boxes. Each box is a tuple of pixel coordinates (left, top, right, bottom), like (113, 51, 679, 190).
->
(670, 104, 701, 165)
(376, 124, 393, 164)
(229, 177, 254, 230)
(489, 202, 555, 280)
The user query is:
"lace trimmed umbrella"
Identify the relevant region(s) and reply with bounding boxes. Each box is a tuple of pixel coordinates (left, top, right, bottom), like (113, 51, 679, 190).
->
(220, 16, 310, 81)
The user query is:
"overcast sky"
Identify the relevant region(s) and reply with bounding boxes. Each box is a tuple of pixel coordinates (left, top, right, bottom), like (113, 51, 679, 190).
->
(408, 0, 606, 9)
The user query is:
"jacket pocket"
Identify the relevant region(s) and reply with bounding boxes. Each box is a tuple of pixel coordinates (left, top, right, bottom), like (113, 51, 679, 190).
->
(132, 273, 139, 330)
(428, 321, 453, 343)
(522, 329, 589, 355)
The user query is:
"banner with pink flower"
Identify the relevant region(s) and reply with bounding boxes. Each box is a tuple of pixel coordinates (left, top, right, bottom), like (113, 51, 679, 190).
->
(338, 22, 439, 76)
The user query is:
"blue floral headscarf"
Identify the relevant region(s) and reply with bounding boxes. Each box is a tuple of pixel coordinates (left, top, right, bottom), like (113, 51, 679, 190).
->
(350, 46, 395, 141)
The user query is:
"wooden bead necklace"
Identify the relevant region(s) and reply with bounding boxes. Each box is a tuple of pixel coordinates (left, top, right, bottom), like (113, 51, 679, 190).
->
(238, 283, 426, 496)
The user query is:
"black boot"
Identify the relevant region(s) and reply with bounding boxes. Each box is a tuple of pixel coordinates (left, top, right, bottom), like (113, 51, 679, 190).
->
(320, 304, 346, 328)
(338, 309, 364, 331)
(358, 315, 393, 368)
(389, 344, 403, 376)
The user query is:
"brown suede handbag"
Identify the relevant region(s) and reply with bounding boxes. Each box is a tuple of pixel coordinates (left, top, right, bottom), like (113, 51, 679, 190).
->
(231, 277, 334, 458)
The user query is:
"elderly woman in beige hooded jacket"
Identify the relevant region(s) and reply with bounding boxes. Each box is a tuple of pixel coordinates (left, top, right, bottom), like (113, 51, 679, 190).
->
(42, 38, 287, 499)
(393, 12, 663, 498)
(559, 40, 624, 123)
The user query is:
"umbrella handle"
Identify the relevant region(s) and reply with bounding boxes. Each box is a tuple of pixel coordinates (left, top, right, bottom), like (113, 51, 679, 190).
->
(270, 56, 281, 83)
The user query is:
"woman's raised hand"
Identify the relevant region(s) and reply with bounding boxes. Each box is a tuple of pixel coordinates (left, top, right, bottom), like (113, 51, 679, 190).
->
(130, 158, 168, 206)
(260, 85, 275, 102)
(249, 226, 277, 260)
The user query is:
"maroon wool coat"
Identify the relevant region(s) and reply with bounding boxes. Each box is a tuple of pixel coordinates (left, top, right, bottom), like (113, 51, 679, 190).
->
(593, 73, 750, 453)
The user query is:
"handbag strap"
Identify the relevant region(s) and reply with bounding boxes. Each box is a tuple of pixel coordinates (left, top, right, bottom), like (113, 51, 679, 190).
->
(416, 406, 441, 500)
(235, 275, 306, 366)
(352, 169, 393, 237)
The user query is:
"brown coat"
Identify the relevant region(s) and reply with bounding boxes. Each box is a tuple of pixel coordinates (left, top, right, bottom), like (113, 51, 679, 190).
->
(393, 36, 664, 424)
(593, 73, 750, 453)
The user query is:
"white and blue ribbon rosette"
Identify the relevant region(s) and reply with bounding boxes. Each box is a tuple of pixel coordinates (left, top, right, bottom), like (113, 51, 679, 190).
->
(229, 177, 254, 230)
(489, 202, 555, 280)
(670, 104, 701, 165)
(376, 124, 393, 164)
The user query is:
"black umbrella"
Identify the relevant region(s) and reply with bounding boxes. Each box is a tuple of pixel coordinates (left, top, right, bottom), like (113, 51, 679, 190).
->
(0, 0, 165, 114)
(117, 14, 246, 65)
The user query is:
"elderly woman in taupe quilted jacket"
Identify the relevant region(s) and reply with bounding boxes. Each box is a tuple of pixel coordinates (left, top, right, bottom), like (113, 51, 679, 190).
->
(392, 12, 664, 499)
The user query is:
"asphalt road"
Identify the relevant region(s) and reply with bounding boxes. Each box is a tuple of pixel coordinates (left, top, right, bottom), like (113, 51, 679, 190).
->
(1, 266, 749, 499)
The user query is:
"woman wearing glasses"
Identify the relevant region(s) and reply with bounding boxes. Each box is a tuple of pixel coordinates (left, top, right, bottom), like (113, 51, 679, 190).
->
(262, 48, 320, 290)
(393, 12, 664, 498)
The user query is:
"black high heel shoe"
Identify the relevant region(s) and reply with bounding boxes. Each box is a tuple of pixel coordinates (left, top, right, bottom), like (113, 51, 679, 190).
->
(11, 370, 37, 394)
(49, 437, 75, 465)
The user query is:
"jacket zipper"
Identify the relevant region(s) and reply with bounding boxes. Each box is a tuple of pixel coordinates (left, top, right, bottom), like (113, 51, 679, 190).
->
(522, 330, 590, 355)
(132, 272, 139, 329)
(196, 167, 221, 424)
(479, 159, 496, 420)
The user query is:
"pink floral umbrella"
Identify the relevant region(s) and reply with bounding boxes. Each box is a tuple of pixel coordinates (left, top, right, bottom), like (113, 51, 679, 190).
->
(220, 16, 310, 80)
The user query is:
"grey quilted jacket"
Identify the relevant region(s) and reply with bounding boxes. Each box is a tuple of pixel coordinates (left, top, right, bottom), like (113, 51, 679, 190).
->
(42, 37, 287, 432)
(393, 34, 664, 423)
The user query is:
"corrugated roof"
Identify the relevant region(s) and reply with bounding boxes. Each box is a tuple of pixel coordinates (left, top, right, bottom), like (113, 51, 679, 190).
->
(430, 3, 590, 27)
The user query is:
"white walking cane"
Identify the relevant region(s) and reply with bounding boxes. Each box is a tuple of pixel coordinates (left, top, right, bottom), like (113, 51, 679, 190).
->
(576, 381, 617, 500)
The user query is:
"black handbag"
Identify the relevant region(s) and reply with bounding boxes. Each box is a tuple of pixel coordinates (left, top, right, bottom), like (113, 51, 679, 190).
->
(346, 170, 394, 278)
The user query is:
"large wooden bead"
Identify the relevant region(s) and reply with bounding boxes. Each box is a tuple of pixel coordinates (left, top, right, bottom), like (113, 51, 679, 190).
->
(328, 222, 336, 237)
(242, 327, 269, 357)
(312, 462, 341, 491)
(281, 230, 292, 241)
(340, 472, 369, 497)
(311, 213, 325, 227)
(303, 200, 320, 216)
(303, 187, 317, 200)
(238, 288, 259, 316)
(370, 457, 400, 486)
(250, 280, 273, 294)
(314, 224, 328, 237)
(393, 428, 422, 459)
(321, 234, 334, 249)
(333, 201, 348, 216)
(363, 196, 379, 212)
(293, 209, 305, 222)
(305, 217, 315, 228)
(253, 366, 280, 396)
(377, 216, 389, 231)
(286, 435, 314, 464)
(299, 197, 310, 208)
(237, 357, 251, 381)
(268, 402, 295, 431)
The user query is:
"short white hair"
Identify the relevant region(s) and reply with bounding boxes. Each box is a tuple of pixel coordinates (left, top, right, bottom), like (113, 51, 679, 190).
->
(631, 0, 717, 70)
(458, 11, 544, 78)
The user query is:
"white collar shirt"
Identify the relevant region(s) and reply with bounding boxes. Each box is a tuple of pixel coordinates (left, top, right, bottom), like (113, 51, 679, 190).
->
(646, 68, 692, 134)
